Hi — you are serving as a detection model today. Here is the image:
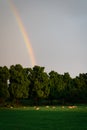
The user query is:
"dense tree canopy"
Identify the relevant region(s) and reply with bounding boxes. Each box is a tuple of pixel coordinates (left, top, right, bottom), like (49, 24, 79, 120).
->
(0, 64, 87, 105)
(28, 66, 50, 100)
(0, 66, 10, 101)
(9, 64, 29, 100)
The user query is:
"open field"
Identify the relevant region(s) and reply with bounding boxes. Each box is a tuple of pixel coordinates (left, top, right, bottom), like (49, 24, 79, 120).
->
(0, 105, 87, 130)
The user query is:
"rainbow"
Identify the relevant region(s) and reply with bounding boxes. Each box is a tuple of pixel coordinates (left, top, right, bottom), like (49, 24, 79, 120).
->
(8, 0, 36, 67)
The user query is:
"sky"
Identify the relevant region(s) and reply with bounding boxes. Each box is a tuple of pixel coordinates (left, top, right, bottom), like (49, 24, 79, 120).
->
(0, 0, 87, 77)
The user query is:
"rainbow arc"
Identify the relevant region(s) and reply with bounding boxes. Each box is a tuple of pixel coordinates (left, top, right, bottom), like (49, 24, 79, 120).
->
(8, 0, 36, 67)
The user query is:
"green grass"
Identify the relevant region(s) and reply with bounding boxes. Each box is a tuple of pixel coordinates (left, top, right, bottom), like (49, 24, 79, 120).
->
(0, 106, 87, 130)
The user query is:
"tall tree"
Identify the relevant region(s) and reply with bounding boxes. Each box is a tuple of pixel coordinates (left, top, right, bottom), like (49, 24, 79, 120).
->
(74, 73, 87, 103)
(62, 72, 73, 102)
(0, 66, 10, 101)
(49, 71, 65, 103)
(9, 64, 29, 101)
(28, 66, 50, 104)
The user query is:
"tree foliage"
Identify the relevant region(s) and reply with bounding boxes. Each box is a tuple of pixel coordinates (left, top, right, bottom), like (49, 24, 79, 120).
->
(28, 66, 50, 99)
(0, 66, 10, 101)
(9, 64, 29, 100)
(0, 64, 87, 105)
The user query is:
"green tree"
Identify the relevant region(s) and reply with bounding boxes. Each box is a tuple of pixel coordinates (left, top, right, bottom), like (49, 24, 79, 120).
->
(74, 73, 87, 103)
(62, 73, 72, 101)
(28, 66, 50, 104)
(0, 66, 10, 102)
(49, 71, 65, 104)
(9, 64, 29, 101)
(49, 71, 59, 100)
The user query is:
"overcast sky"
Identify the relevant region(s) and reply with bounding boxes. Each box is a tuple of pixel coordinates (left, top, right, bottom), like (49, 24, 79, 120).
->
(0, 0, 87, 77)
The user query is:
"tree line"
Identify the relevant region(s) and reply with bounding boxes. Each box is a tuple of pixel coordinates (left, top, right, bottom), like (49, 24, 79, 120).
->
(0, 64, 87, 106)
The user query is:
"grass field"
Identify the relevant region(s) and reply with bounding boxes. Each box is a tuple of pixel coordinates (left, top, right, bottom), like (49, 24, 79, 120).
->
(0, 105, 87, 130)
